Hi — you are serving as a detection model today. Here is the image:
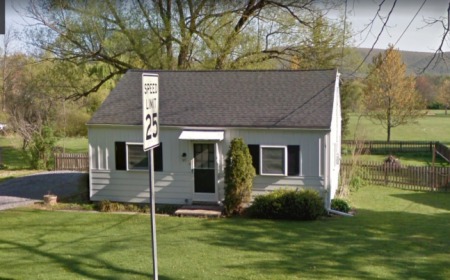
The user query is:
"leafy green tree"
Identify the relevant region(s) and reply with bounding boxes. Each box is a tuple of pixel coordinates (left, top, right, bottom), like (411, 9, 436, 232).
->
(25, 0, 345, 98)
(7, 56, 56, 148)
(224, 138, 255, 216)
(340, 78, 365, 137)
(362, 45, 426, 142)
(292, 14, 348, 70)
(437, 78, 450, 114)
(25, 125, 58, 170)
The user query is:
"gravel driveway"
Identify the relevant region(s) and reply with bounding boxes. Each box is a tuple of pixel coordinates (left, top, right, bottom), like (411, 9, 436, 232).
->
(0, 171, 88, 210)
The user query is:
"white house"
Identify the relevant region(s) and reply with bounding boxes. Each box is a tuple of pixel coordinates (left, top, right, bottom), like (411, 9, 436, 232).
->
(87, 69, 342, 208)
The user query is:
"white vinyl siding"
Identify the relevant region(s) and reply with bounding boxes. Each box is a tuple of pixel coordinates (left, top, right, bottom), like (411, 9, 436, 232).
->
(89, 125, 332, 204)
(90, 170, 194, 204)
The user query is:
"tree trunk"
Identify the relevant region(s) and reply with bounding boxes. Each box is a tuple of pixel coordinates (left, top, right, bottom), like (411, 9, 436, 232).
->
(387, 125, 391, 142)
(387, 99, 392, 142)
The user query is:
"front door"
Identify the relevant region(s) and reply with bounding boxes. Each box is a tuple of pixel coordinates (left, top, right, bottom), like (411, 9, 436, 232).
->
(193, 143, 216, 202)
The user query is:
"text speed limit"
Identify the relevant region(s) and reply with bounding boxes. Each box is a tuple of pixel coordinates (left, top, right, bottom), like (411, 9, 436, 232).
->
(142, 74, 159, 151)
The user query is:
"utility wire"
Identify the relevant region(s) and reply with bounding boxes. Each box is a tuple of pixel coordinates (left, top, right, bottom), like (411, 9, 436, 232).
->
(339, 0, 348, 69)
(349, 0, 429, 79)
(349, 0, 397, 77)
(394, 0, 427, 47)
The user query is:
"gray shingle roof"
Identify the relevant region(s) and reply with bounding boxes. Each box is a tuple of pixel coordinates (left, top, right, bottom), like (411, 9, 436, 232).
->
(88, 69, 337, 129)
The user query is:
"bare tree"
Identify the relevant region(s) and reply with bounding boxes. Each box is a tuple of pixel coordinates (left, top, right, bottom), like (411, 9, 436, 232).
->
(0, 28, 20, 113)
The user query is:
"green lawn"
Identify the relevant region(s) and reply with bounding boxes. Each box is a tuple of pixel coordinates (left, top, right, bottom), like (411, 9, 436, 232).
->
(1, 185, 450, 279)
(0, 135, 88, 169)
(344, 151, 450, 167)
(346, 110, 450, 143)
(56, 137, 88, 153)
(0, 135, 29, 169)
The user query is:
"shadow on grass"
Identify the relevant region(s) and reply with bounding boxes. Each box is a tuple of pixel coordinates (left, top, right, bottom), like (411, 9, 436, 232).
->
(0, 238, 153, 280)
(196, 209, 450, 279)
(391, 191, 450, 211)
(0, 210, 176, 280)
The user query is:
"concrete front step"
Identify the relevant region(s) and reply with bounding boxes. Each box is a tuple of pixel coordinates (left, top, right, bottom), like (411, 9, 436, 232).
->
(174, 205, 223, 218)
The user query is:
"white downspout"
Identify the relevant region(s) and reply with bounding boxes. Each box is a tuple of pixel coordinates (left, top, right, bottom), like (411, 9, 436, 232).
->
(327, 208, 353, 217)
(324, 134, 330, 210)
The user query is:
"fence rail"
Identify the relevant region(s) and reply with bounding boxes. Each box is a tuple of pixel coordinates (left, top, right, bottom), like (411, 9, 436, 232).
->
(54, 153, 89, 172)
(435, 142, 450, 162)
(342, 140, 435, 154)
(340, 160, 450, 191)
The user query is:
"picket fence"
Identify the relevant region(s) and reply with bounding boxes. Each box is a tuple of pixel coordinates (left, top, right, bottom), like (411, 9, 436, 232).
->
(54, 153, 89, 172)
(340, 160, 450, 191)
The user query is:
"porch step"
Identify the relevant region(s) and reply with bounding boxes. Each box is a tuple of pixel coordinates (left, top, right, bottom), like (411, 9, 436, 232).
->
(174, 205, 223, 218)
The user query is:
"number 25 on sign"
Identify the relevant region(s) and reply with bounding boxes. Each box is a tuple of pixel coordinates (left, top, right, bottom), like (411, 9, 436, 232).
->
(142, 74, 159, 151)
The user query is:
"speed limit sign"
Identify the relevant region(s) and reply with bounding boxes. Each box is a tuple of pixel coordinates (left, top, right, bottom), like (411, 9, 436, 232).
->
(142, 73, 159, 151)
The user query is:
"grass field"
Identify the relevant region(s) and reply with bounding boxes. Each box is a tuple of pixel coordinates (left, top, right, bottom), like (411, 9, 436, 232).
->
(346, 110, 450, 143)
(344, 151, 450, 167)
(56, 137, 88, 153)
(0, 135, 87, 169)
(0, 185, 449, 279)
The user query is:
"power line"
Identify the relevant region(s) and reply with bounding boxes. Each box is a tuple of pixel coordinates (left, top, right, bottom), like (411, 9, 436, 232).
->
(339, 0, 348, 69)
(394, 0, 427, 48)
(349, 0, 430, 79)
(348, 0, 397, 77)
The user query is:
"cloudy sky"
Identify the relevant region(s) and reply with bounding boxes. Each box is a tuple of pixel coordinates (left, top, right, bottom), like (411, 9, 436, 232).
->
(3, 0, 450, 53)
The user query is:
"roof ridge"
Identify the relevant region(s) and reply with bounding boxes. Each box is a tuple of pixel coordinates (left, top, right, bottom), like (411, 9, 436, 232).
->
(128, 68, 336, 73)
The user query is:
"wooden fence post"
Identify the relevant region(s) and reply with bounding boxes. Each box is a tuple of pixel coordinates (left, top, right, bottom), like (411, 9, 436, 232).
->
(384, 165, 388, 186)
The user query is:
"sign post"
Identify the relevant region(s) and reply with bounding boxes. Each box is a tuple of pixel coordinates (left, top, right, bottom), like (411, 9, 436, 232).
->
(142, 73, 159, 280)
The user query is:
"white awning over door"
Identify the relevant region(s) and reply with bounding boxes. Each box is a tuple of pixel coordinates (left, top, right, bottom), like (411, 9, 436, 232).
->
(178, 130, 224, 141)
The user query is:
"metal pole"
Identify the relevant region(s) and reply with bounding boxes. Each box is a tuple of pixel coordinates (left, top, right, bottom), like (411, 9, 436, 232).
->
(148, 149, 158, 280)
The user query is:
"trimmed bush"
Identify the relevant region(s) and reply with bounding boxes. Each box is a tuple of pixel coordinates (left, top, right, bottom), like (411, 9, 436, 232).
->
(224, 138, 256, 216)
(248, 189, 325, 220)
(331, 198, 351, 213)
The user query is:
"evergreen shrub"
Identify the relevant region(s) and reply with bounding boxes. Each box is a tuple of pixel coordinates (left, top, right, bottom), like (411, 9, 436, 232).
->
(248, 189, 325, 220)
(331, 198, 351, 213)
(224, 138, 255, 215)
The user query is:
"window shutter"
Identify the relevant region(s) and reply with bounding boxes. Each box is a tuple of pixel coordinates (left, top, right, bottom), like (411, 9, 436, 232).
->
(247, 144, 260, 175)
(154, 143, 163, 171)
(115, 142, 126, 170)
(287, 145, 300, 176)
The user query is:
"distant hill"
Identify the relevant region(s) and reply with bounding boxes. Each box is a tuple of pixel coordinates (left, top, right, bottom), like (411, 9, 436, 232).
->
(355, 48, 450, 76)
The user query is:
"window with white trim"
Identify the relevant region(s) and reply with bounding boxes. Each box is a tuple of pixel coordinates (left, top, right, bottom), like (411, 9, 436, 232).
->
(248, 144, 300, 176)
(127, 144, 148, 170)
(115, 142, 163, 171)
(260, 146, 287, 176)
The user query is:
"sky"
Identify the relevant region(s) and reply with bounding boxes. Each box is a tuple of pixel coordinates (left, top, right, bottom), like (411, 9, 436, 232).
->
(346, 0, 450, 53)
(2, 0, 450, 53)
